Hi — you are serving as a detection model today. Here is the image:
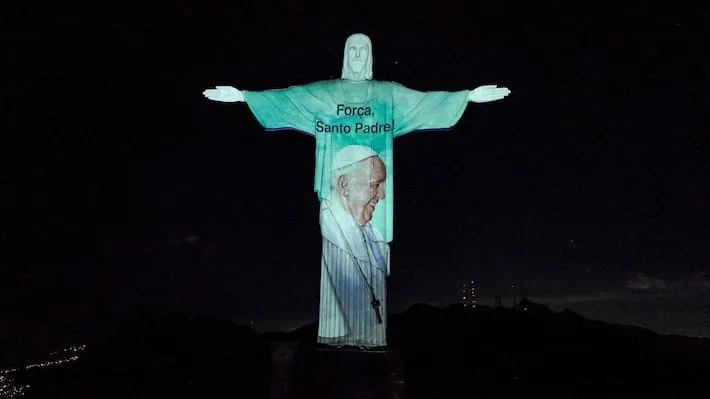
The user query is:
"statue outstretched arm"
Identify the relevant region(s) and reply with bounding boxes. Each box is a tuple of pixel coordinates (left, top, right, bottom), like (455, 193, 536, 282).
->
(468, 85, 511, 103)
(204, 83, 320, 135)
(203, 86, 245, 102)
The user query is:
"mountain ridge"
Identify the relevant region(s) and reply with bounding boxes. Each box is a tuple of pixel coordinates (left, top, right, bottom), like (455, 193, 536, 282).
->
(6, 299, 710, 398)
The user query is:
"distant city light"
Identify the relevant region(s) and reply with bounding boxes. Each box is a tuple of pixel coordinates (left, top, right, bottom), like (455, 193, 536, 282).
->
(0, 375, 30, 399)
(461, 280, 477, 308)
(0, 344, 86, 398)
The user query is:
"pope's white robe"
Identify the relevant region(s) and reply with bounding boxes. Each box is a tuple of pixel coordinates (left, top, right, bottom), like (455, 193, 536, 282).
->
(317, 196, 389, 347)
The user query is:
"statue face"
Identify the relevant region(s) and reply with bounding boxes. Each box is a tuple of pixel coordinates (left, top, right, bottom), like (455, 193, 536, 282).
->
(346, 36, 370, 76)
(341, 156, 386, 224)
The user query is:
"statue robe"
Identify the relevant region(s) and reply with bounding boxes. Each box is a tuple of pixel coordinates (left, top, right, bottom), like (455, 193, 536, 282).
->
(317, 196, 389, 346)
(243, 80, 469, 346)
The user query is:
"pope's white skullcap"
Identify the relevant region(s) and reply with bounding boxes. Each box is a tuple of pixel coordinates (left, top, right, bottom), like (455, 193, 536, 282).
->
(331, 145, 378, 171)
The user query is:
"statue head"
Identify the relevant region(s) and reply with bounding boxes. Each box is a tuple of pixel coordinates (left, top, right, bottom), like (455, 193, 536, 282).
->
(341, 33, 373, 81)
(331, 145, 387, 224)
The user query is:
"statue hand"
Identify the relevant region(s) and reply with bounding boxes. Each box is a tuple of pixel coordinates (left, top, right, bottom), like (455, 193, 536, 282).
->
(468, 85, 511, 103)
(203, 86, 245, 102)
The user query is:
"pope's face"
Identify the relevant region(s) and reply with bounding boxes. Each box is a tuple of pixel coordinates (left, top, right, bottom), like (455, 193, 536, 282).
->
(346, 37, 370, 76)
(342, 156, 386, 224)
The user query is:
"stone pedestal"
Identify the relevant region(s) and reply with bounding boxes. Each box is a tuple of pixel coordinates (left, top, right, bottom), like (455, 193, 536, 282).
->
(289, 346, 405, 399)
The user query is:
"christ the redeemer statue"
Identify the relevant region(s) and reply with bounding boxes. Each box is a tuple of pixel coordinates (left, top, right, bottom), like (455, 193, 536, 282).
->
(203, 33, 510, 348)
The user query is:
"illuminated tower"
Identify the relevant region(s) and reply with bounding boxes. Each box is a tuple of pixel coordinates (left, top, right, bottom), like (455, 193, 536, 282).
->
(461, 280, 477, 308)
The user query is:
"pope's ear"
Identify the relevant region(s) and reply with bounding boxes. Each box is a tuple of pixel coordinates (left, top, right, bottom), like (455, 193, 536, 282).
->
(337, 175, 348, 190)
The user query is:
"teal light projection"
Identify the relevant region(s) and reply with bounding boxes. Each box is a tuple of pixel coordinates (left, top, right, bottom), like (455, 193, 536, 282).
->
(203, 33, 510, 348)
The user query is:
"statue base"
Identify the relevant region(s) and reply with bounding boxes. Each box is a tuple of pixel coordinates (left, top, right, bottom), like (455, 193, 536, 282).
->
(288, 344, 405, 399)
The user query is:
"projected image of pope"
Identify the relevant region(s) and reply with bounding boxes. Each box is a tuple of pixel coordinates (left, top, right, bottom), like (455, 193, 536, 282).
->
(318, 145, 389, 347)
(202, 32, 511, 349)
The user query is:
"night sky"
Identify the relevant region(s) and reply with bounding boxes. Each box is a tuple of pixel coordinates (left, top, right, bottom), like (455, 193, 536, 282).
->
(4, 0, 709, 358)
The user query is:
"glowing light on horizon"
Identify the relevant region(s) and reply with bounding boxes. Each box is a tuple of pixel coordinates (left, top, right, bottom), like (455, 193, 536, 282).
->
(462, 280, 477, 308)
(0, 344, 86, 397)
